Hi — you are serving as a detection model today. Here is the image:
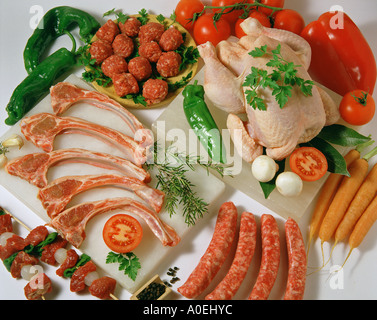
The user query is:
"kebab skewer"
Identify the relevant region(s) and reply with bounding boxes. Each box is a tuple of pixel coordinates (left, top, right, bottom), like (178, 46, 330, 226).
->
(0, 206, 119, 300)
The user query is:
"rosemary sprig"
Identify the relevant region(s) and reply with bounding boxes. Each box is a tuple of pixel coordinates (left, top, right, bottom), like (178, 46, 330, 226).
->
(146, 144, 230, 226)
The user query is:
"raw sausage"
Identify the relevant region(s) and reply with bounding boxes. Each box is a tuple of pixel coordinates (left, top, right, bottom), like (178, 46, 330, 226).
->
(283, 217, 307, 300)
(177, 202, 238, 299)
(248, 214, 280, 300)
(205, 211, 257, 300)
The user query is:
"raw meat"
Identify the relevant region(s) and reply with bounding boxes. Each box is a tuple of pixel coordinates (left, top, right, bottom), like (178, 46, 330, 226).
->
(38, 174, 165, 218)
(6, 148, 150, 188)
(49, 82, 154, 148)
(20, 113, 146, 166)
(49, 197, 181, 248)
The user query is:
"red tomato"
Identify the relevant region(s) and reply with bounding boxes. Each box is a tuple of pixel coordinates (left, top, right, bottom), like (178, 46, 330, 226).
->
(193, 13, 231, 46)
(103, 214, 143, 253)
(175, 0, 205, 31)
(273, 9, 305, 35)
(339, 90, 376, 126)
(249, 0, 285, 16)
(235, 10, 271, 38)
(289, 147, 328, 182)
(212, 0, 244, 24)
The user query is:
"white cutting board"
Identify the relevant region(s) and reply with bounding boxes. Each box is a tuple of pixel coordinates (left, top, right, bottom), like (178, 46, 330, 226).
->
(153, 67, 343, 221)
(0, 74, 225, 293)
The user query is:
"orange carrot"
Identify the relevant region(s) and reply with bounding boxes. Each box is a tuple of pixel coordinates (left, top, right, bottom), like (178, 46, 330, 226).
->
(342, 193, 377, 268)
(318, 158, 369, 261)
(306, 149, 360, 256)
(335, 163, 377, 245)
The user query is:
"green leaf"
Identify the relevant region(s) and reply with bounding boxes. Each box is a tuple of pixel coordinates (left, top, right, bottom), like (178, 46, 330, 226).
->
(249, 45, 268, 57)
(301, 137, 349, 176)
(259, 158, 286, 199)
(316, 124, 372, 147)
(106, 251, 141, 281)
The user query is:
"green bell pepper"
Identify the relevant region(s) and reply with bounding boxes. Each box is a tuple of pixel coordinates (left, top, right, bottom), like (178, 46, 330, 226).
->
(182, 81, 227, 164)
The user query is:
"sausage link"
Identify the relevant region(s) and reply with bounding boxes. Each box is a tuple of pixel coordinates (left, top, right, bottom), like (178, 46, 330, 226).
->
(177, 202, 238, 299)
(283, 217, 307, 300)
(248, 214, 280, 300)
(205, 211, 257, 300)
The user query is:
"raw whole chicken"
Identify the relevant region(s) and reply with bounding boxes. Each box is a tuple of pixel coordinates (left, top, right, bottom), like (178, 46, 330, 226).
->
(198, 18, 340, 162)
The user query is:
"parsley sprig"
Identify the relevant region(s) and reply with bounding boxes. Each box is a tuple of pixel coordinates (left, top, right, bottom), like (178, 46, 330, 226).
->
(106, 251, 141, 281)
(243, 44, 314, 111)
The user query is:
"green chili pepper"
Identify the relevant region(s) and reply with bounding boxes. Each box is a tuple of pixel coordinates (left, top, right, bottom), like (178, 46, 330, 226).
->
(182, 81, 227, 164)
(5, 48, 77, 125)
(24, 6, 100, 74)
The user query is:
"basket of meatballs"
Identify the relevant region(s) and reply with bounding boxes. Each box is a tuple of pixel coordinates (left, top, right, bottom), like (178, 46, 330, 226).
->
(87, 13, 199, 108)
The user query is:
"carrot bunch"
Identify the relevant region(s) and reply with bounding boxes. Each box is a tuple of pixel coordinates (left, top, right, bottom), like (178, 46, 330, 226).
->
(307, 142, 377, 269)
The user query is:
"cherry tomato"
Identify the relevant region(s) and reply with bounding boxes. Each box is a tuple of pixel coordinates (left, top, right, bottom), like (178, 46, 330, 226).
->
(249, 0, 285, 16)
(289, 147, 328, 182)
(193, 13, 231, 46)
(235, 10, 271, 38)
(273, 9, 305, 35)
(339, 90, 376, 126)
(103, 214, 143, 253)
(175, 0, 205, 31)
(212, 0, 244, 24)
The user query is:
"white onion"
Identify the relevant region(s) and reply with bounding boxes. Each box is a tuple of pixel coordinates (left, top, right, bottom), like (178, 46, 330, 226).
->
(0, 232, 15, 246)
(251, 155, 278, 183)
(276, 172, 303, 197)
(54, 248, 68, 264)
(84, 271, 100, 287)
(21, 264, 42, 281)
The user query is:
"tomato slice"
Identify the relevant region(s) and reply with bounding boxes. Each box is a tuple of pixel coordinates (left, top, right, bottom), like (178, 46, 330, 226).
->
(103, 214, 143, 253)
(289, 147, 328, 182)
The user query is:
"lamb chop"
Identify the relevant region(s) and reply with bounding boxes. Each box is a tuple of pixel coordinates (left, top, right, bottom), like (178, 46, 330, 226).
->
(5, 148, 150, 188)
(20, 113, 146, 166)
(48, 197, 181, 248)
(50, 82, 154, 148)
(38, 174, 165, 218)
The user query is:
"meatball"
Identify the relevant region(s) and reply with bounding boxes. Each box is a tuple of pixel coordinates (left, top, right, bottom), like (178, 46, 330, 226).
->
(128, 56, 152, 81)
(138, 22, 165, 45)
(119, 17, 141, 37)
(96, 20, 120, 43)
(138, 41, 162, 63)
(112, 73, 139, 97)
(101, 55, 128, 78)
(156, 51, 182, 78)
(159, 26, 184, 51)
(143, 79, 169, 105)
(112, 34, 134, 59)
(89, 40, 113, 65)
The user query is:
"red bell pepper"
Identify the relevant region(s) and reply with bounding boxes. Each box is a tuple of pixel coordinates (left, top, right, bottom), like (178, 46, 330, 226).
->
(301, 11, 376, 97)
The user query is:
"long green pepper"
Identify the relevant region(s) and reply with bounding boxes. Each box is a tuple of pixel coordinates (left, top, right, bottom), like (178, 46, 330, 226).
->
(24, 6, 100, 74)
(5, 6, 100, 125)
(182, 81, 227, 164)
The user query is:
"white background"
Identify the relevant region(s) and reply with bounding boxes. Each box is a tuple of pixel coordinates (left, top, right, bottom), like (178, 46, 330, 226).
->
(0, 0, 377, 300)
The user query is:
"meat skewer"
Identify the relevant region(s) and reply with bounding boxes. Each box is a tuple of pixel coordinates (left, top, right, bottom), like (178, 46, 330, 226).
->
(6, 148, 150, 188)
(0, 207, 119, 300)
(20, 113, 146, 166)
